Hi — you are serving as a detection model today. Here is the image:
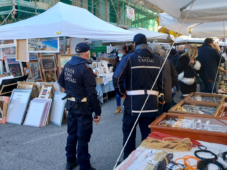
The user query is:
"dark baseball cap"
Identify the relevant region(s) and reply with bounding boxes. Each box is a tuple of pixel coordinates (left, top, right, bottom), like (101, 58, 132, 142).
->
(133, 33, 147, 45)
(75, 43, 94, 53)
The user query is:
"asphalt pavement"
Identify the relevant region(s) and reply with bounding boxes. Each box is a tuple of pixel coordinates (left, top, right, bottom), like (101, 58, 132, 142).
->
(0, 91, 182, 170)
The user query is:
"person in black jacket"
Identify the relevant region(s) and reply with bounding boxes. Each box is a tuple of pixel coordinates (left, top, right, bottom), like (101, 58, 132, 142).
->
(197, 38, 225, 93)
(175, 45, 201, 97)
(151, 44, 178, 114)
(58, 43, 101, 170)
(113, 49, 125, 114)
(168, 49, 178, 67)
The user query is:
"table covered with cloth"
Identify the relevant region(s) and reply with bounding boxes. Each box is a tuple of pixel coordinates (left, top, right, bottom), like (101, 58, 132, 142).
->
(116, 132, 227, 170)
(96, 81, 114, 103)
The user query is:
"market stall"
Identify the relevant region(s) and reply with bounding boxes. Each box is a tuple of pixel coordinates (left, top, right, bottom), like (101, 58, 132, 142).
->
(0, 2, 137, 126)
(115, 92, 227, 170)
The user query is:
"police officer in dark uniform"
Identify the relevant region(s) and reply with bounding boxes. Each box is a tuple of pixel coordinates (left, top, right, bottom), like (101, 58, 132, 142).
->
(58, 43, 101, 170)
(113, 33, 165, 159)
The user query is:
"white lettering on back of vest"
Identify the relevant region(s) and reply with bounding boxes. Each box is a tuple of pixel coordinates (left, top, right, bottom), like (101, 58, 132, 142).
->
(65, 68, 76, 83)
(138, 56, 154, 63)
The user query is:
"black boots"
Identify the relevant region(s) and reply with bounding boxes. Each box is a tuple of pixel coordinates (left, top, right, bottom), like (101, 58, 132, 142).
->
(66, 161, 78, 170)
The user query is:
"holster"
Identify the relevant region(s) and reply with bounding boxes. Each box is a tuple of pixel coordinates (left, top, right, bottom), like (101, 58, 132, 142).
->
(65, 98, 81, 111)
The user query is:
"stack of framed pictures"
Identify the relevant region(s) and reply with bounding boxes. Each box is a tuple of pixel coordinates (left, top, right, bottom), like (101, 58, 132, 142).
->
(6, 89, 32, 125)
(40, 54, 57, 82)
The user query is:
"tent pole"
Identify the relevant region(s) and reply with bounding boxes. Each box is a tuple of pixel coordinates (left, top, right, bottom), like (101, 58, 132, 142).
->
(63, 37, 66, 54)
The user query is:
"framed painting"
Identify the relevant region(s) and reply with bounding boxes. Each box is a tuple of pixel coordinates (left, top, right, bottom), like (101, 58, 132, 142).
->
(3, 47, 16, 58)
(28, 62, 42, 81)
(41, 56, 56, 70)
(44, 70, 57, 82)
(29, 53, 39, 60)
(5, 58, 23, 77)
(0, 40, 17, 48)
(27, 37, 59, 53)
(59, 55, 71, 68)
(24, 68, 32, 78)
(6, 89, 32, 125)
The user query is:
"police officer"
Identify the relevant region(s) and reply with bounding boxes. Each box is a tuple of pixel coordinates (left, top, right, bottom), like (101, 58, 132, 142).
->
(58, 43, 101, 170)
(113, 33, 165, 159)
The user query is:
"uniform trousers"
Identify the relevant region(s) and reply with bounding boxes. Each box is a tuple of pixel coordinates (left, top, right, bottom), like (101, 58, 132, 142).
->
(122, 113, 156, 159)
(66, 111, 93, 170)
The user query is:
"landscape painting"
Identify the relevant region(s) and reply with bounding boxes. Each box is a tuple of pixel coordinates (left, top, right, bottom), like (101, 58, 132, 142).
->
(27, 37, 59, 53)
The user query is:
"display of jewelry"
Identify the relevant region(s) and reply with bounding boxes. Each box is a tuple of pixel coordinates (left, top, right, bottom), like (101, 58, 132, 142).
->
(175, 104, 216, 115)
(159, 118, 227, 133)
(189, 95, 221, 103)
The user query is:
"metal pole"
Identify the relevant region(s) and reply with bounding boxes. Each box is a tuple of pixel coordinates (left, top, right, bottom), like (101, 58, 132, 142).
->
(106, 0, 107, 21)
(117, 0, 119, 24)
(63, 37, 66, 54)
(92, 0, 94, 14)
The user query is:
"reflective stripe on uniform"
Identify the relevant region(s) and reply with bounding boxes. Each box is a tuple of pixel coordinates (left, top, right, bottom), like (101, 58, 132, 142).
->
(126, 90, 159, 96)
(132, 110, 158, 113)
(131, 66, 160, 69)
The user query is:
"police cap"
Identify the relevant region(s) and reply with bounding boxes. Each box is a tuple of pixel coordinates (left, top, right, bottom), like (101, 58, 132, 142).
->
(75, 43, 94, 53)
(133, 33, 147, 45)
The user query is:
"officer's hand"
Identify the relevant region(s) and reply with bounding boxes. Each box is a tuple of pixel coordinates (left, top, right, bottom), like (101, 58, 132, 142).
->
(122, 94, 126, 99)
(94, 116, 101, 125)
(159, 101, 165, 105)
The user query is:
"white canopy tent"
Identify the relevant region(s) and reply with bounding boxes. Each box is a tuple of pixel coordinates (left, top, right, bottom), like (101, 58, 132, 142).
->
(0, 2, 134, 41)
(103, 28, 173, 44)
(148, 0, 227, 23)
(175, 36, 205, 45)
(159, 13, 227, 38)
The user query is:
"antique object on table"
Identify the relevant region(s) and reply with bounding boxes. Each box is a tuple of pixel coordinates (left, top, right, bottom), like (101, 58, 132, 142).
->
(169, 100, 223, 117)
(184, 92, 225, 104)
(149, 113, 227, 145)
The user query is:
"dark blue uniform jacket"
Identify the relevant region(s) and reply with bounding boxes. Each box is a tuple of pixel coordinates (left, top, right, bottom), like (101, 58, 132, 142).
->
(113, 44, 164, 117)
(197, 44, 225, 81)
(58, 56, 101, 116)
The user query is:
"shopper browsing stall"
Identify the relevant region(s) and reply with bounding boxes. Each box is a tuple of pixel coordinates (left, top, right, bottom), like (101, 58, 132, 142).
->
(58, 43, 101, 170)
(113, 33, 165, 159)
(113, 49, 126, 114)
(175, 45, 201, 97)
(197, 38, 225, 93)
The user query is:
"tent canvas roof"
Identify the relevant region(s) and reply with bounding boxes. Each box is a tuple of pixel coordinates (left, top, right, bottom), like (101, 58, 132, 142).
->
(148, 0, 227, 23)
(159, 13, 227, 38)
(0, 2, 134, 41)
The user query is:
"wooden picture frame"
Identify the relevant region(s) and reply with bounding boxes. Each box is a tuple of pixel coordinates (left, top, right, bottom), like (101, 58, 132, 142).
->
(44, 70, 57, 82)
(41, 56, 56, 70)
(0, 96, 10, 124)
(5, 58, 24, 77)
(24, 67, 32, 78)
(58, 54, 72, 69)
(17, 82, 41, 98)
(16, 39, 29, 62)
(27, 61, 43, 81)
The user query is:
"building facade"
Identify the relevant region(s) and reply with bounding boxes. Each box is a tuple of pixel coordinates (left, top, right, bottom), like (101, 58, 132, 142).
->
(0, 0, 160, 31)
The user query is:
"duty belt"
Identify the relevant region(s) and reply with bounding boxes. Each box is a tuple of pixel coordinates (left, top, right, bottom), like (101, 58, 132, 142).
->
(126, 90, 159, 96)
(68, 97, 87, 102)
